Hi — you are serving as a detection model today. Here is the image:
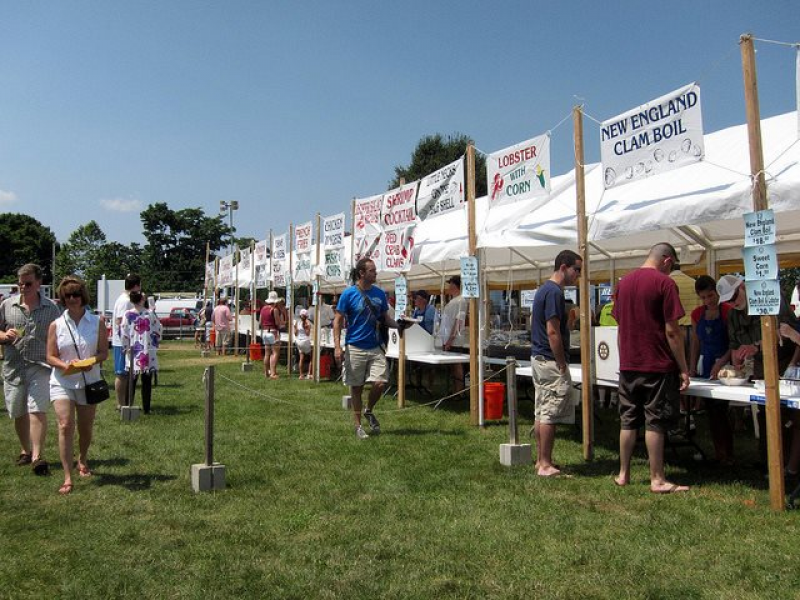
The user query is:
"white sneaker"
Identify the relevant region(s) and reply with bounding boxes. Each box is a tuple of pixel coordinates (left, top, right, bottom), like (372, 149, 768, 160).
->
(355, 426, 369, 440)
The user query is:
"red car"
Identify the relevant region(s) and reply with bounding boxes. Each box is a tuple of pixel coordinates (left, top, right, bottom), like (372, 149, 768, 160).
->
(159, 308, 198, 338)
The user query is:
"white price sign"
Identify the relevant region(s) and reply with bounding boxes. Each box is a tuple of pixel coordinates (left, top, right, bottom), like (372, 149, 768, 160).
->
(395, 276, 408, 314)
(743, 209, 776, 247)
(460, 256, 479, 299)
(747, 279, 781, 316)
(743, 245, 778, 281)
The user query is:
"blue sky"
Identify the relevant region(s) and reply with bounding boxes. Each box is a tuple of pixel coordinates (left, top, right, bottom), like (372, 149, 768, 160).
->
(1, 1, 798, 247)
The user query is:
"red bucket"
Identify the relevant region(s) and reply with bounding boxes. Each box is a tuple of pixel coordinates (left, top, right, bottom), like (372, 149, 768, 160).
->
(249, 343, 263, 361)
(484, 382, 505, 420)
(319, 353, 333, 379)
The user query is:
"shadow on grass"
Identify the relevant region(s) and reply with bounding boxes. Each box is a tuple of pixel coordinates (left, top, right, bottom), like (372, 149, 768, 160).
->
(148, 405, 197, 416)
(389, 428, 467, 437)
(93, 471, 177, 491)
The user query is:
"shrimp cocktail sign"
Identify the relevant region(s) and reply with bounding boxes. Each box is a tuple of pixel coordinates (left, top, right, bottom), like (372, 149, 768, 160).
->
(601, 83, 704, 189)
(381, 181, 418, 273)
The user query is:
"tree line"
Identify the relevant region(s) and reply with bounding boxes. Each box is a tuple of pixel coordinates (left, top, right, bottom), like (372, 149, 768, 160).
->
(1, 133, 487, 299)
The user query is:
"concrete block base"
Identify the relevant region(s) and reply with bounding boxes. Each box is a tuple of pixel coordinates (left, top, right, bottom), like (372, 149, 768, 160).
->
(191, 463, 227, 492)
(499, 443, 532, 466)
(342, 395, 352, 410)
(120, 406, 141, 422)
(241, 362, 253, 372)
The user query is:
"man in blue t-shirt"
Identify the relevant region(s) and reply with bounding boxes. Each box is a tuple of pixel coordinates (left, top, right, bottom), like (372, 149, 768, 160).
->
(334, 258, 406, 439)
(530, 249, 582, 477)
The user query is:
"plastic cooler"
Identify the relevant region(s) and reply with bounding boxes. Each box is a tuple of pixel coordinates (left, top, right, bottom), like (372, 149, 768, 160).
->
(484, 382, 505, 420)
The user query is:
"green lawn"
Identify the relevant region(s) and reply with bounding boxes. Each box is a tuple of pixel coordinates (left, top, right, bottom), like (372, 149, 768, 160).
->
(1, 341, 798, 599)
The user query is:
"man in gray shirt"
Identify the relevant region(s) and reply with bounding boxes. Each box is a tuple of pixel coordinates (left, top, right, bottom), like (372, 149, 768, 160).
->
(0, 264, 61, 475)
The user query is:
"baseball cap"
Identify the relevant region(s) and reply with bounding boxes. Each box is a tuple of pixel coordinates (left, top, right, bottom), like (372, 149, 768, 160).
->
(413, 290, 430, 300)
(299, 308, 308, 317)
(716, 274, 743, 303)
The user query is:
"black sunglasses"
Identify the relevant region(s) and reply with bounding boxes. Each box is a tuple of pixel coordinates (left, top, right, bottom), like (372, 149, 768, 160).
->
(64, 292, 82, 299)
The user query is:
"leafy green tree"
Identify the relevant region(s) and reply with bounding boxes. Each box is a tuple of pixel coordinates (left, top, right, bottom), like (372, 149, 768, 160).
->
(391, 133, 487, 197)
(55, 221, 138, 299)
(140, 203, 231, 293)
(0, 213, 57, 283)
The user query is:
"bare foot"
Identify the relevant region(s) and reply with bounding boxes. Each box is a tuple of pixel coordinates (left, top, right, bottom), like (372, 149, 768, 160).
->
(614, 476, 629, 487)
(537, 465, 562, 477)
(650, 482, 690, 494)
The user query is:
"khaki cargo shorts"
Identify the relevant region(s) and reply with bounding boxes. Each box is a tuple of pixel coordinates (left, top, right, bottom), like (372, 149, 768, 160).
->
(532, 356, 574, 424)
(343, 346, 388, 387)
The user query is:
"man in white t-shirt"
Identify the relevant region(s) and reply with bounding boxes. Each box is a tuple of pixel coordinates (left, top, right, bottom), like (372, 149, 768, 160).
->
(113, 274, 141, 409)
(440, 275, 469, 394)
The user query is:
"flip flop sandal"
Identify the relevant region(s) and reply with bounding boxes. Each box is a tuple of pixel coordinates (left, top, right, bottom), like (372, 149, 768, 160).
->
(58, 483, 73, 495)
(78, 464, 93, 478)
(16, 452, 32, 466)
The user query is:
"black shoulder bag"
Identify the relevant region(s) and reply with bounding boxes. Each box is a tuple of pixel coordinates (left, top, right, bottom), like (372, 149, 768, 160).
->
(64, 314, 109, 405)
(357, 287, 389, 350)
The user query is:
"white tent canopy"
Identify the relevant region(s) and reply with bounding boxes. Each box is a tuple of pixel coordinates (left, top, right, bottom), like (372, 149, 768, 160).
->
(424, 111, 800, 282)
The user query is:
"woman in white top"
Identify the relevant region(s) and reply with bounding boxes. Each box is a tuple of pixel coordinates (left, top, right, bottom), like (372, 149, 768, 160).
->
(46, 276, 109, 495)
(294, 309, 312, 379)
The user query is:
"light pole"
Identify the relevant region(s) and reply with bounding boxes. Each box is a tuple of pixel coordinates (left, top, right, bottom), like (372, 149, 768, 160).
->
(219, 200, 239, 255)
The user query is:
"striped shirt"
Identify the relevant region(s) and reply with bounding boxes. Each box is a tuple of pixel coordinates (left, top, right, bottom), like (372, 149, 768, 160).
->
(0, 293, 61, 384)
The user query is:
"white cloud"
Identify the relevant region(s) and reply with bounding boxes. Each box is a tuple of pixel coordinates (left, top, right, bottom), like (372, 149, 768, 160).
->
(100, 197, 142, 212)
(0, 189, 18, 205)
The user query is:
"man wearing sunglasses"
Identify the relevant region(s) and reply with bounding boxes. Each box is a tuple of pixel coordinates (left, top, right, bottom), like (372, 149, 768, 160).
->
(0, 264, 61, 475)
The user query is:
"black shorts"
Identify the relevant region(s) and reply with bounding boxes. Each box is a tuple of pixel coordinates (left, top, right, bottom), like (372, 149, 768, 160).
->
(618, 371, 680, 433)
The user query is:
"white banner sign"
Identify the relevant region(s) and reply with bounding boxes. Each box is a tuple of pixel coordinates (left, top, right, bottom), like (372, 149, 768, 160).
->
(487, 133, 550, 207)
(254, 240, 270, 288)
(381, 181, 418, 232)
(218, 253, 234, 288)
(381, 226, 415, 273)
(204, 261, 215, 292)
(601, 83, 704, 189)
(324, 248, 345, 282)
(354, 194, 383, 268)
(294, 221, 313, 254)
(236, 246, 252, 287)
(417, 158, 465, 221)
(293, 221, 314, 283)
(272, 234, 288, 288)
(323, 213, 346, 249)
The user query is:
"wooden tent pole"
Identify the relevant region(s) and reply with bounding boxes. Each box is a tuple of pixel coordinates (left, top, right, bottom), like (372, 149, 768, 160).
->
(574, 105, 594, 460)
(741, 34, 785, 510)
(314, 213, 322, 383)
(467, 143, 479, 426)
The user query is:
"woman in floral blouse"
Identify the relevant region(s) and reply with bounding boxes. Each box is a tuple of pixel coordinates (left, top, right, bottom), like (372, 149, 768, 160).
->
(121, 291, 161, 414)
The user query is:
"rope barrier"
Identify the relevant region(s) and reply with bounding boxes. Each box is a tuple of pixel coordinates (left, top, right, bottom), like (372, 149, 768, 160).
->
(213, 362, 512, 415)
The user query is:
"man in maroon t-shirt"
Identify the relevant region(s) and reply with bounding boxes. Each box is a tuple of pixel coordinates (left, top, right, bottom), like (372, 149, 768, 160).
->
(612, 242, 691, 494)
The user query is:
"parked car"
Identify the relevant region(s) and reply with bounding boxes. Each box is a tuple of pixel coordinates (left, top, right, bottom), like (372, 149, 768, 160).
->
(159, 308, 198, 338)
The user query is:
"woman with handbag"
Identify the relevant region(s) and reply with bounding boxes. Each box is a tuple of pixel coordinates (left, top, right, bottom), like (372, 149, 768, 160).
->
(121, 292, 162, 414)
(46, 276, 109, 495)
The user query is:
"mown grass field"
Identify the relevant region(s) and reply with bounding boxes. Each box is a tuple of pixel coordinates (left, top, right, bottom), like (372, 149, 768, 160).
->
(1, 340, 798, 599)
